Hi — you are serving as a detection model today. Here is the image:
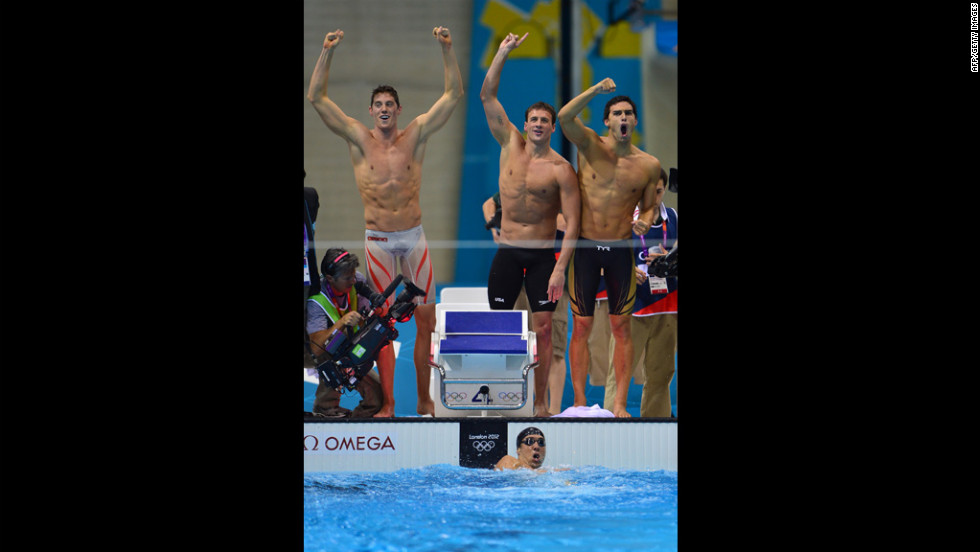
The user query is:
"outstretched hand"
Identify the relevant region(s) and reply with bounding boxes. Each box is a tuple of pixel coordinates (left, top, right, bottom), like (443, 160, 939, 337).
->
(323, 29, 344, 50)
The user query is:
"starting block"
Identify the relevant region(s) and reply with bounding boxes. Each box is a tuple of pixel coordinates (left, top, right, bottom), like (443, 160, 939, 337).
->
(429, 288, 537, 417)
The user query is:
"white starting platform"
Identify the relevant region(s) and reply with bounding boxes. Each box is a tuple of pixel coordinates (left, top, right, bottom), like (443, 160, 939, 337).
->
(428, 287, 537, 417)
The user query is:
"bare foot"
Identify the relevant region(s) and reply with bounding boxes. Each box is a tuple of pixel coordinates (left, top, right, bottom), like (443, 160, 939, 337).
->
(416, 397, 435, 416)
(373, 405, 395, 418)
(613, 406, 632, 418)
(533, 404, 554, 417)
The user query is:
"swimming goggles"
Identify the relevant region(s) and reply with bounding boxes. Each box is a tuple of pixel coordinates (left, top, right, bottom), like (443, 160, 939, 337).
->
(522, 437, 546, 447)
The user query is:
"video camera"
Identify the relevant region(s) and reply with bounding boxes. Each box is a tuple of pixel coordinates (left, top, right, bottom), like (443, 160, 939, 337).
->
(649, 245, 677, 278)
(315, 275, 425, 392)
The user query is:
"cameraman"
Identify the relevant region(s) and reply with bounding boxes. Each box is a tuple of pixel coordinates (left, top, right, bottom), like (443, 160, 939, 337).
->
(629, 169, 677, 417)
(306, 248, 397, 417)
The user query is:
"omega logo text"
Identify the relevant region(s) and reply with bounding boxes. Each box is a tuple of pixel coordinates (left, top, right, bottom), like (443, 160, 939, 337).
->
(304, 433, 396, 453)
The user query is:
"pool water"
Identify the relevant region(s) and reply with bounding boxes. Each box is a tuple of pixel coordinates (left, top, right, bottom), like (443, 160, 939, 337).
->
(304, 464, 677, 551)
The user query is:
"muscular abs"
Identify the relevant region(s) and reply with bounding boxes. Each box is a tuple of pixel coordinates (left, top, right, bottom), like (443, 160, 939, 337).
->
(577, 148, 652, 240)
(497, 152, 562, 248)
(350, 135, 424, 232)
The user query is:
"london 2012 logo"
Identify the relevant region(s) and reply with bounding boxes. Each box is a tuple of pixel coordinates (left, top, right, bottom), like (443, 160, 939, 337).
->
(468, 433, 500, 453)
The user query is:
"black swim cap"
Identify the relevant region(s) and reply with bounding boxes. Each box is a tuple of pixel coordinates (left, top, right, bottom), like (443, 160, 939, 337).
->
(516, 426, 544, 447)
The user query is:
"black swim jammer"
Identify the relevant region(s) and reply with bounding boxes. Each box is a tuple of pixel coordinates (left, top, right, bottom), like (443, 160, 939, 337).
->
(567, 236, 636, 316)
(486, 244, 559, 313)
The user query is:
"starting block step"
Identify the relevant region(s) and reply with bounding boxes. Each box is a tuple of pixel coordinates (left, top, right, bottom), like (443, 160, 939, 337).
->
(439, 334, 527, 355)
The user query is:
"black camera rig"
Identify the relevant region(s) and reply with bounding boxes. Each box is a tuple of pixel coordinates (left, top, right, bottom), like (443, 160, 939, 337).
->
(648, 244, 677, 278)
(315, 274, 425, 392)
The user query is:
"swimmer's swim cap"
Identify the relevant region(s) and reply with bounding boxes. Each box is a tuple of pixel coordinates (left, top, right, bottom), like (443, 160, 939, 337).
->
(517, 426, 544, 447)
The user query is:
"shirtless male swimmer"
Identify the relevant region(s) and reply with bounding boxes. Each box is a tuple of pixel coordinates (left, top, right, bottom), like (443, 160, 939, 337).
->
(495, 427, 548, 471)
(480, 32, 580, 417)
(557, 78, 663, 418)
(307, 27, 464, 416)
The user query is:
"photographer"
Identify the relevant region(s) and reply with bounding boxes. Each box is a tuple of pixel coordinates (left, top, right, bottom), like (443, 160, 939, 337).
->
(306, 248, 396, 418)
(629, 169, 677, 417)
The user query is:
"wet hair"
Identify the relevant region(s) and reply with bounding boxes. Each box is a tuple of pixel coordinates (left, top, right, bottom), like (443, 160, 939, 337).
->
(524, 101, 557, 124)
(516, 426, 544, 447)
(603, 95, 637, 121)
(321, 248, 360, 280)
(370, 85, 400, 108)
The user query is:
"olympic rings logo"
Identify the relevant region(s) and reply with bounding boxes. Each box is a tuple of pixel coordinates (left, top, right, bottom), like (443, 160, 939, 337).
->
(472, 440, 495, 452)
(445, 392, 468, 401)
(497, 392, 524, 401)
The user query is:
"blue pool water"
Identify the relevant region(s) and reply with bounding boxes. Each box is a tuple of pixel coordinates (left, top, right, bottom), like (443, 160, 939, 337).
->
(304, 464, 677, 551)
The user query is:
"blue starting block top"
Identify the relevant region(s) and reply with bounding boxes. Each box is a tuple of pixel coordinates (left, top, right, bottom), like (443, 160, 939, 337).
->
(444, 310, 524, 334)
(440, 310, 527, 355)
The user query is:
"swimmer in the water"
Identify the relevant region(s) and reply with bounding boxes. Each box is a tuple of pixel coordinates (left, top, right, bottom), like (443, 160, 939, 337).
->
(495, 427, 548, 471)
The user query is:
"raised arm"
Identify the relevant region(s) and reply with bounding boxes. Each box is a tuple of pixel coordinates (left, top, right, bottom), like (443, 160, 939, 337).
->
(416, 26, 464, 142)
(547, 162, 581, 301)
(557, 77, 617, 148)
(481, 32, 528, 145)
(306, 30, 363, 143)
